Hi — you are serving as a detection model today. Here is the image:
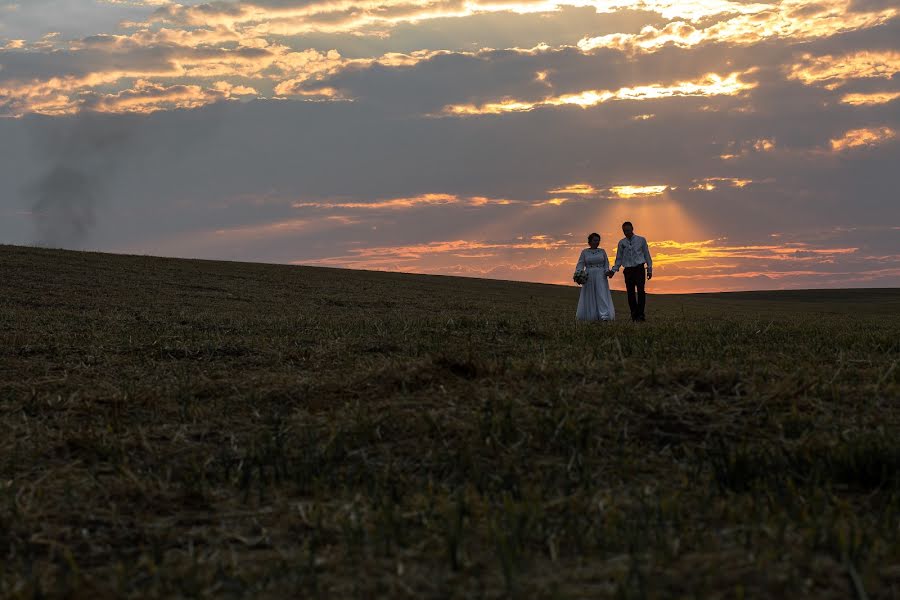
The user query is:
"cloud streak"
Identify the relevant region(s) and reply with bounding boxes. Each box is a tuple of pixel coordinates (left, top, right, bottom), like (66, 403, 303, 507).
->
(441, 70, 757, 115)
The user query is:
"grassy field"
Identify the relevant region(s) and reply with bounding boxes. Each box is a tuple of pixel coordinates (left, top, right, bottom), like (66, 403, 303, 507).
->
(1, 244, 899, 599)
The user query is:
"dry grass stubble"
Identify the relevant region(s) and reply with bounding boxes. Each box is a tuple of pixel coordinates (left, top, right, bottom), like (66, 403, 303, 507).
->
(1, 245, 899, 598)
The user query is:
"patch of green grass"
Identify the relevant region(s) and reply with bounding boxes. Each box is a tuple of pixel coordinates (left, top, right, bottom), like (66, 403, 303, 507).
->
(1, 244, 899, 598)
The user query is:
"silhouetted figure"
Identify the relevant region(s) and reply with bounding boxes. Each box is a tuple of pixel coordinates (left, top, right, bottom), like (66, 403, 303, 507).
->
(573, 232, 615, 321)
(611, 221, 653, 322)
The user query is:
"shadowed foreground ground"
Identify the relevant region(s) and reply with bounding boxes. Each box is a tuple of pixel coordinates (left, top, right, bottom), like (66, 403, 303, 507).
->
(1, 244, 899, 599)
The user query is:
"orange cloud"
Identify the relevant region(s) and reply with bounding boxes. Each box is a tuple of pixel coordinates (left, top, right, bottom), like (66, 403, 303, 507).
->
(140, 0, 893, 48)
(0, 67, 182, 116)
(296, 236, 575, 273)
(829, 127, 896, 151)
(70, 26, 242, 51)
(547, 184, 599, 195)
(0, 43, 444, 116)
(273, 84, 344, 98)
(102, 1, 172, 5)
(137, 0, 771, 38)
(24, 79, 257, 115)
(139, 0, 556, 37)
(689, 177, 753, 190)
(5, 0, 895, 120)
(286, 233, 882, 292)
(293, 193, 460, 209)
(212, 81, 260, 96)
(609, 185, 668, 198)
(468, 196, 519, 206)
(650, 239, 859, 266)
(291, 193, 524, 210)
(840, 91, 900, 106)
(720, 138, 775, 160)
(788, 50, 900, 89)
(85, 80, 233, 114)
(443, 71, 756, 115)
(578, 0, 896, 53)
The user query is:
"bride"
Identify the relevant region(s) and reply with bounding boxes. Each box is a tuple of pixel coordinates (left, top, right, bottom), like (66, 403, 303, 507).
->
(574, 233, 616, 321)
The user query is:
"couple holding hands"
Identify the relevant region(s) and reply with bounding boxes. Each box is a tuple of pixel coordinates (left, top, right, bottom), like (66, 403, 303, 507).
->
(573, 221, 653, 322)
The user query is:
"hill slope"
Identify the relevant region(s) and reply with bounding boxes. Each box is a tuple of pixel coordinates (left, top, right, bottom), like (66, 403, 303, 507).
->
(1, 245, 899, 599)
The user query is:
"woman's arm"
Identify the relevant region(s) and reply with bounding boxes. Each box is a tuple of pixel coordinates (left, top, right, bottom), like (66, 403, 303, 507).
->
(575, 249, 585, 272)
(611, 241, 623, 272)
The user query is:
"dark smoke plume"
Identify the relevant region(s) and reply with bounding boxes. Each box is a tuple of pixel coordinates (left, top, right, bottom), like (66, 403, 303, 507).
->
(27, 166, 97, 248)
(24, 114, 135, 249)
(22, 106, 224, 249)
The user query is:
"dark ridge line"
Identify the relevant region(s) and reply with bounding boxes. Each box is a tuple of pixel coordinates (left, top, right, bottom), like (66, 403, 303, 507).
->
(2, 243, 898, 297)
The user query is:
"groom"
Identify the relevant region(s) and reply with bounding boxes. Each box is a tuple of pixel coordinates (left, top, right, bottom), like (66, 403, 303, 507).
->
(610, 221, 653, 322)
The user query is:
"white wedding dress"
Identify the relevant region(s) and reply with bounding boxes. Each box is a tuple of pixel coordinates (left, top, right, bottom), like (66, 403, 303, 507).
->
(575, 248, 616, 321)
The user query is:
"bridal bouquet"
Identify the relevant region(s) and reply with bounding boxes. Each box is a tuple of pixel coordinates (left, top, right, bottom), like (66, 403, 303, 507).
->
(573, 269, 588, 285)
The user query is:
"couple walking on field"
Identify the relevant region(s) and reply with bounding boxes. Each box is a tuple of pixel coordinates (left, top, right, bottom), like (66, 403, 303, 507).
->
(573, 221, 652, 322)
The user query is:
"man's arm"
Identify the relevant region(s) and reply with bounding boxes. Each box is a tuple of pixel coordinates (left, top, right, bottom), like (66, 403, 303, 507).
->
(643, 237, 653, 278)
(611, 241, 624, 272)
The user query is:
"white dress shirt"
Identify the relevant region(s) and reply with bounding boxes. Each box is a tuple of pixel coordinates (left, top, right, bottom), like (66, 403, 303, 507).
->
(611, 234, 652, 272)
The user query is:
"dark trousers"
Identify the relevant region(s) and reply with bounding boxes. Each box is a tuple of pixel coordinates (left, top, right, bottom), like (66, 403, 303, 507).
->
(623, 265, 646, 320)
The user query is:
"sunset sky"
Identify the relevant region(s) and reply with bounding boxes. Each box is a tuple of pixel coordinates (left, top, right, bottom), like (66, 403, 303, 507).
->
(0, 0, 898, 292)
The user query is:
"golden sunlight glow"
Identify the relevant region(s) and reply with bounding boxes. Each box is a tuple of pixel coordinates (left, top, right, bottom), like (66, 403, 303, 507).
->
(5, 0, 897, 118)
(578, 0, 897, 54)
(139, 0, 772, 37)
(447, 99, 536, 114)
(829, 127, 897, 151)
(133, 0, 895, 50)
(547, 184, 599, 195)
(788, 50, 900, 88)
(85, 79, 260, 114)
(443, 71, 756, 115)
(293, 193, 458, 209)
(609, 185, 668, 198)
(468, 196, 518, 206)
(334, 237, 571, 260)
(720, 138, 775, 160)
(0, 43, 447, 116)
(840, 91, 900, 106)
(650, 239, 859, 268)
(0, 69, 180, 116)
(690, 177, 753, 190)
(291, 193, 521, 210)
(274, 85, 342, 98)
(288, 233, 877, 293)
